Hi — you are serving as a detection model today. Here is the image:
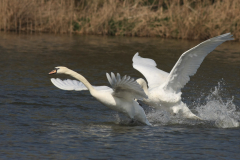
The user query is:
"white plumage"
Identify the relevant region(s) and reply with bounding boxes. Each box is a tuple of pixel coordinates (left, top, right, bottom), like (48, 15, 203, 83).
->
(133, 33, 234, 119)
(51, 78, 111, 91)
(49, 67, 151, 125)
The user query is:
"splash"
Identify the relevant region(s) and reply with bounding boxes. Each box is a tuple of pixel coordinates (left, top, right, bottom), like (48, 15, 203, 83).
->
(147, 80, 240, 128)
(195, 81, 239, 128)
(147, 108, 202, 126)
(146, 109, 171, 125)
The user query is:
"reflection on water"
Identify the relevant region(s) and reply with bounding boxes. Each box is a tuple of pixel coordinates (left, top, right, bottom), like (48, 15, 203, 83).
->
(0, 32, 240, 159)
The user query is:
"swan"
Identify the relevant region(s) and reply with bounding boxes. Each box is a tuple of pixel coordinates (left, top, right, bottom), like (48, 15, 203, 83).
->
(49, 66, 151, 125)
(133, 33, 234, 119)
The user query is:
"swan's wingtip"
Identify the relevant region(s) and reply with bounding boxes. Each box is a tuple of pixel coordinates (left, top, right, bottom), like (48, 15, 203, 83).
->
(133, 52, 140, 57)
(211, 32, 234, 42)
(50, 78, 56, 82)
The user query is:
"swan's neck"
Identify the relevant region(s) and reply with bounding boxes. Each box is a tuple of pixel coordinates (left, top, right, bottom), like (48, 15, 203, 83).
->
(65, 69, 96, 94)
(136, 78, 149, 96)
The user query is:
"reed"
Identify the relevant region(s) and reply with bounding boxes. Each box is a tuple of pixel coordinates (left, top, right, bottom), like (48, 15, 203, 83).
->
(0, 0, 239, 40)
(0, 0, 74, 33)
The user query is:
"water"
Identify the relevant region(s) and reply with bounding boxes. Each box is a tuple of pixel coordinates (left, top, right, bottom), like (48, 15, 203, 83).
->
(0, 33, 239, 159)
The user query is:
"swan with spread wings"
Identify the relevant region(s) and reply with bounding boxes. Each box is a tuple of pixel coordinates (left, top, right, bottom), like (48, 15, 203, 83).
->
(133, 33, 234, 119)
(49, 66, 151, 125)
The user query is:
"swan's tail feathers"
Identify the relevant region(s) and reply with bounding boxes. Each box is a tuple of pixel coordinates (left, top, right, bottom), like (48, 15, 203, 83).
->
(182, 110, 202, 120)
(145, 119, 152, 126)
(171, 104, 202, 120)
(106, 72, 148, 100)
(50, 78, 88, 91)
(193, 115, 202, 120)
(185, 114, 202, 120)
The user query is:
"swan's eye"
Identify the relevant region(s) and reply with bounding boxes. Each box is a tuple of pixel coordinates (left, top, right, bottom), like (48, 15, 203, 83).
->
(55, 68, 60, 71)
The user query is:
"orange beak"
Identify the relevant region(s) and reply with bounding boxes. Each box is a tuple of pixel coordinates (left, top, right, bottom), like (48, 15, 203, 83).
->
(48, 69, 57, 75)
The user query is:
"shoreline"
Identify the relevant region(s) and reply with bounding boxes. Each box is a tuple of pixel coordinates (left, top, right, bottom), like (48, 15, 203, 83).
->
(0, 0, 239, 41)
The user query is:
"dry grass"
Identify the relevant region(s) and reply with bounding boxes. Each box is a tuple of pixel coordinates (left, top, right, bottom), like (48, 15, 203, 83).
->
(0, 0, 74, 34)
(0, 0, 240, 40)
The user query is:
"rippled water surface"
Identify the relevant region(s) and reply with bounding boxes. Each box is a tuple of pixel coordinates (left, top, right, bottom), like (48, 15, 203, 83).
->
(0, 33, 239, 159)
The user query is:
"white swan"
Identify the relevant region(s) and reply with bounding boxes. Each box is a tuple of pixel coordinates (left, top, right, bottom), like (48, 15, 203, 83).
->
(133, 33, 234, 119)
(49, 66, 151, 125)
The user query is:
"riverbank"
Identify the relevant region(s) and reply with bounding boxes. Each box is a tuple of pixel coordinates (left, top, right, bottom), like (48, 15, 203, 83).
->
(0, 0, 239, 41)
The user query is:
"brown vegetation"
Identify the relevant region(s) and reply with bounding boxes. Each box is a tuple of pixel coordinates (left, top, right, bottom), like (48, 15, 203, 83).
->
(0, 0, 74, 34)
(0, 0, 240, 40)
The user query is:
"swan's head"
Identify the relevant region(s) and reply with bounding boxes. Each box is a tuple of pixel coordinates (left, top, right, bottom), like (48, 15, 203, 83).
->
(49, 66, 69, 74)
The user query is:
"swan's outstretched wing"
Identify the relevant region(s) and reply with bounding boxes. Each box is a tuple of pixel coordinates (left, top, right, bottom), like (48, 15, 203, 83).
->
(106, 72, 148, 100)
(163, 33, 234, 92)
(50, 78, 111, 91)
(132, 52, 169, 89)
